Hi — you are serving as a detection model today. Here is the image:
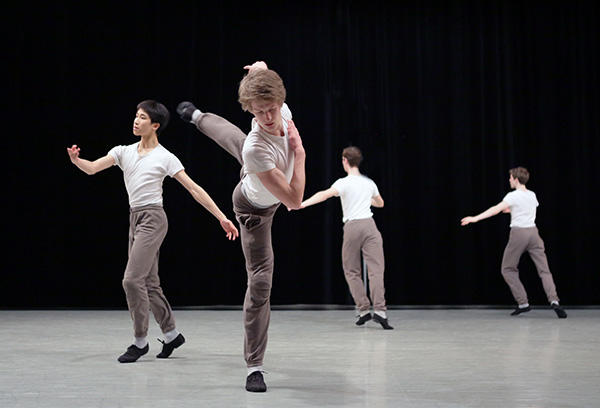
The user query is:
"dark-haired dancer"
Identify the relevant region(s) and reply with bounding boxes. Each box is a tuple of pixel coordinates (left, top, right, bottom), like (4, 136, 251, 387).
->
(66, 100, 239, 363)
(299, 146, 393, 330)
(177, 61, 305, 392)
(461, 167, 567, 318)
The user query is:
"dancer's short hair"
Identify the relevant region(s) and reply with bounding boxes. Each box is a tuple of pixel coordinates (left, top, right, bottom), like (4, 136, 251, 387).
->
(238, 69, 286, 112)
(137, 100, 170, 135)
(342, 146, 363, 168)
(509, 166, 530, 185)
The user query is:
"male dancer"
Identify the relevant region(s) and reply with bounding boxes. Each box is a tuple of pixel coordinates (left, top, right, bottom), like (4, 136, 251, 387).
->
(299, 146, 393, 330)
(66, 100, 239, 363)
(461, 167, 567, 318)
(177, 61, 305, 392)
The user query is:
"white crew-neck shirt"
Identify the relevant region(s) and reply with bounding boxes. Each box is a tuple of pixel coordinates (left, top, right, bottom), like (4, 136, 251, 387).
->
(332, 174, 380, 223)
(108, 142, 184, 208)
(502, 189, 539, 228)
(241, 103, 294, 208)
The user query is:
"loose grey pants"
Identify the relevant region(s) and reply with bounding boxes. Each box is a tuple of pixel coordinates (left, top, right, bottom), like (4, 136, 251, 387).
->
(342, 218, 387, 312)
(122, 205, 176, 338)
(195, 112, 279, 367)
(500, 227, 559, 305)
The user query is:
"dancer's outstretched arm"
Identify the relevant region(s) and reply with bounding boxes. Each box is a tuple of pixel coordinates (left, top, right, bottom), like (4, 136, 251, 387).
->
(67, 144, 115, 175)
(461, 201, 509, 226)
(174, 170, 239, 240)
(300, 187, 338, 209)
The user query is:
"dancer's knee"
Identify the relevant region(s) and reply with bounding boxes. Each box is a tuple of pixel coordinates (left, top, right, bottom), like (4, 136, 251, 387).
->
(122, 277, 141, 293)
(248, 274, 272, 303)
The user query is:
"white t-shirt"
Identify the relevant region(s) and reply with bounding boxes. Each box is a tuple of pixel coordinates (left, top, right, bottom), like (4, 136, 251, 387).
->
(502, 189, 539, 228)
(331, 174, 380, 223)
(108, 142, 184, 208)
(241, 103, 294, 208)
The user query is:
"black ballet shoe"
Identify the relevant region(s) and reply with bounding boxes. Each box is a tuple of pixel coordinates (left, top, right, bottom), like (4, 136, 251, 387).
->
(510, 305, 532, 316)
(117, 344, 149, 363)
(177, 101, 198, 123)
(551, 304, 567, 319)
(156, 333, 186, 358)
(355, 313, 372, 326)
(372, 313, 394, 330)
(246, 371, 267, 392)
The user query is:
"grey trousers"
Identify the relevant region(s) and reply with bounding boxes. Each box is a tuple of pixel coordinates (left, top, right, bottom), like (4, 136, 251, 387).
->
(122, 205, 176, 338)
(195, 112, 279, 368)
(501, 227, 559, 305)
(342, 218, 387, 312)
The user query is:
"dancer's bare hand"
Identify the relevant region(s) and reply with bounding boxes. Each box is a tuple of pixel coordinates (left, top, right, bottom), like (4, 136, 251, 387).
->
(220, 218, 239, 240)
(460, 216, 477, 226)
(67, 145, 81, 162)
(243, 61, 268, 71)
(287, 120, 304, 154)
(287, 203, 305, 211)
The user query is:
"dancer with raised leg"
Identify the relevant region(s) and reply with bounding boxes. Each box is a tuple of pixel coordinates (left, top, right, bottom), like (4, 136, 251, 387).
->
(177, 61, 305, 392)
(461, 167, 567, 318)
(66, 100, 238, 363)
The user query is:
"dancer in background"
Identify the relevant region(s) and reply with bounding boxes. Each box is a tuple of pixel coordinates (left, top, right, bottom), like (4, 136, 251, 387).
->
(298, 146, 393, 330)
(461, 166, 567, 318)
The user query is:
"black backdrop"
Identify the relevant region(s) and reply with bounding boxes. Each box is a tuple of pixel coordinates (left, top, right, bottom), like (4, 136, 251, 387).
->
(4, 1, 599, 308)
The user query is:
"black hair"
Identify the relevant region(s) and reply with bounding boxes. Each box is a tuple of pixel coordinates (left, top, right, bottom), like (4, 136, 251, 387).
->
(137, 100, 170, 135)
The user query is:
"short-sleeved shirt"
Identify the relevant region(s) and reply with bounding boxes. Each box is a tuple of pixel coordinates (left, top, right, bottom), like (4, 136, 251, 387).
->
(241, 103, 294, 208)
(502, 189, 539, 228)
(108, 142, 184, 208)
(332, 174, 380, 223)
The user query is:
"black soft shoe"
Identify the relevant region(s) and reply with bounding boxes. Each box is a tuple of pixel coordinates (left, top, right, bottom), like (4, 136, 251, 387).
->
(551, 304, 567, 319)
(372, 313, 394, 330)
(510, 305, 532, 316)
(355, 313, 372, 326)
(117, 344, 149, 363)
(156, 333, 186, 358)
(177, 101, 198, 123)
(246, 371, 267, 392)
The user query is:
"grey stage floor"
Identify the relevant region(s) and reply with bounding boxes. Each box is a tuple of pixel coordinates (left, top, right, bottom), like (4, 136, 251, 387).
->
(1, 309, 599, 408)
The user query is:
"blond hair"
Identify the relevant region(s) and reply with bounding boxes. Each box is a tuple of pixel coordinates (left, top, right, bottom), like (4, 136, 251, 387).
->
(238, 69, 286, 112)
